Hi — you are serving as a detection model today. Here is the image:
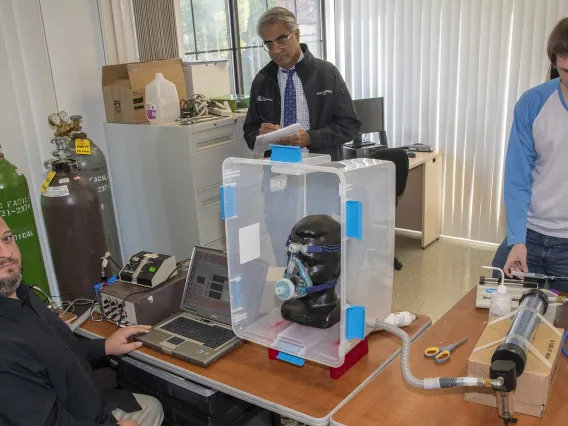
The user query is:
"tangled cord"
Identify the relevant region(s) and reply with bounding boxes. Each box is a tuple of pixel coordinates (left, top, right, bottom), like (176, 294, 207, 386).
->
(178, 94, 229, 121)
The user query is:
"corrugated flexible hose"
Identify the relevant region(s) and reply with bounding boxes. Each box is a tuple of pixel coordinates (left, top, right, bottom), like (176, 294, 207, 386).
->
(369, 319, 488, 390)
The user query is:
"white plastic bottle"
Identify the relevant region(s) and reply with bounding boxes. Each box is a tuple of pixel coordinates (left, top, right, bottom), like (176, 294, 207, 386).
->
(483, 266, 512, 322)
(145, 73, 180, 124)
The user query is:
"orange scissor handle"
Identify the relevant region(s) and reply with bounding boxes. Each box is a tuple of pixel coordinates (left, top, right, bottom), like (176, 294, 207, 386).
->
(424, 347, 440, 358)
(434, 350, 451, 363)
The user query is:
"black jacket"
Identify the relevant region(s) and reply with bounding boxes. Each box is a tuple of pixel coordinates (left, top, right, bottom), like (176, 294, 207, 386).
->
(243, 44, 361, 161)
(0, 284, 139, 426)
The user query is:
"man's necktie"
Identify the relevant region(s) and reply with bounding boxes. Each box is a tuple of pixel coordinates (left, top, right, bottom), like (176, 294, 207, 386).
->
(283, 69, 297, 127)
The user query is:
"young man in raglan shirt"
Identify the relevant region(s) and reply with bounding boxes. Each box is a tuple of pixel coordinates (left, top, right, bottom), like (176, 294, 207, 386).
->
(492, 18, 568, 292)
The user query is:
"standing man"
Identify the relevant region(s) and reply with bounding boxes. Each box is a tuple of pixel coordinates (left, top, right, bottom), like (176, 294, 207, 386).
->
(244, 7, 360, 161)
(0, 215, 164, 426)
(492, 18, 568, 292)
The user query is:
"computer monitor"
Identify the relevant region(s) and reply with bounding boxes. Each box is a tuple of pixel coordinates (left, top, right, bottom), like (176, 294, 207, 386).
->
(352, 97, 387, 147)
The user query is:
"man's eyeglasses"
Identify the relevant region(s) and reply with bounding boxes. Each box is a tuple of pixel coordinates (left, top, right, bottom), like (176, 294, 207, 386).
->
(262, 33, 294, 52)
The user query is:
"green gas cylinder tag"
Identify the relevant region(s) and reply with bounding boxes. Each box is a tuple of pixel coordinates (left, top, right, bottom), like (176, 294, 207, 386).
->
(41, 171, 56, 193)
(75, 139, 91, 155)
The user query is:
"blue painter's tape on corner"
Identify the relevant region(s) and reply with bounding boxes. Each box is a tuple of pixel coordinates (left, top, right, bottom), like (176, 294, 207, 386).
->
(346, 200, 362, 240)
(276, 352, 305, 366)
(220, 185, 236, 219)
(269, 144, 302, 163)
(346, 306, 366, 340)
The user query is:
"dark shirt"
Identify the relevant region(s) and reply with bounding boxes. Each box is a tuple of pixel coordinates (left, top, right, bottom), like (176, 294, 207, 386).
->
(0, 284, 139, 426)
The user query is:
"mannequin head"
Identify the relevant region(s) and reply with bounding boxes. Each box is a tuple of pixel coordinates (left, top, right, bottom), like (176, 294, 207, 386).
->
(277, 215, 342, 328)
(275, 214, 341, 301)
(288, 215, 341, 285)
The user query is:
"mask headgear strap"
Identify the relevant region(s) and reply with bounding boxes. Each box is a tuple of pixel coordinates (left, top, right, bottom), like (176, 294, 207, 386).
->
(305, 277, 339, 294)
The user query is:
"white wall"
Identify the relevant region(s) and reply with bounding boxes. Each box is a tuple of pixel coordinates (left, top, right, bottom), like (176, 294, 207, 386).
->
(0, 0, 109, 296)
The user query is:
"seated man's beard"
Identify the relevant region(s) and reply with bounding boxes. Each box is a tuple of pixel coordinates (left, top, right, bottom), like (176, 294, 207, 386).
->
(0, 270, 22, 298)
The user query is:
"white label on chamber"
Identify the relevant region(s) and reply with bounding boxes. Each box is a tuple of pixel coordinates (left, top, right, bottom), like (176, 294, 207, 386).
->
(59, 178, 70, 184)
(239, 223, 260, 265)
(16, 169, 23, 176)
(44, 185, 70, 197)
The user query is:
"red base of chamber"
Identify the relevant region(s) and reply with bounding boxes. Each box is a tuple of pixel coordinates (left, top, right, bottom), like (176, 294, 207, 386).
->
(267, 337, 369, 380)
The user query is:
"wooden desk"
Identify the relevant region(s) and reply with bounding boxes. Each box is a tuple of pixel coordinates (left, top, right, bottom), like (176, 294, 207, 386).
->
(396, 151, 444, 248)
(331, 288, 568, 426)
(77, 315, 431, 425)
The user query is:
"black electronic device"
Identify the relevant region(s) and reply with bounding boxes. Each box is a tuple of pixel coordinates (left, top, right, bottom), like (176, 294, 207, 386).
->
(120, 251, 177, 288)
(100, 268, 188, 326)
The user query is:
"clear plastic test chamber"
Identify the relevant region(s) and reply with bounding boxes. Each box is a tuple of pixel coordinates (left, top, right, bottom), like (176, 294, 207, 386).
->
(221, 151, 395, 367)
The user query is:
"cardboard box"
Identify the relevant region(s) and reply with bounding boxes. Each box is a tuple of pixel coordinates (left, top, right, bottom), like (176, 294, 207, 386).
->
(465, 316, 564, 417)
(102, 59, 186, 124)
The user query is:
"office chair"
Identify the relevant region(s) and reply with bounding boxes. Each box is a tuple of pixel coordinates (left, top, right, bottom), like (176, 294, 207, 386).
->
(369, 148, 409, 270)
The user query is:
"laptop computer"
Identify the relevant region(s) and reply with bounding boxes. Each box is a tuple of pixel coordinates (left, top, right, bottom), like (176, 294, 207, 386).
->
(137, 246, 241, 367)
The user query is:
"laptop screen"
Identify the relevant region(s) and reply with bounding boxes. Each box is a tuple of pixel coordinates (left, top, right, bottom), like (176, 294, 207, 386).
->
(180, 247, 231, 325)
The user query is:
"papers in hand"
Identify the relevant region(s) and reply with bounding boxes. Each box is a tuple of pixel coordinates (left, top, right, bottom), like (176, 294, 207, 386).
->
(253, 123, 301, 159)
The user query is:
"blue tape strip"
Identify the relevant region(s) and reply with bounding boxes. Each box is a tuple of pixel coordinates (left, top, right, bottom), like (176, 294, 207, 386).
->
(346, 200, 363, 240)
(276, 352, 305, 366)
(346, 306, 366, 340)
(269, 144, 302, 163)
(220, 185, 236, 219)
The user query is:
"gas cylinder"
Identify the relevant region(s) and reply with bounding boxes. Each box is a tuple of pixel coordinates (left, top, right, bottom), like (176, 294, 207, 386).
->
(0, 147, 50, 296)
(67, 115, 122, 265)
(41, 154, 107, 301)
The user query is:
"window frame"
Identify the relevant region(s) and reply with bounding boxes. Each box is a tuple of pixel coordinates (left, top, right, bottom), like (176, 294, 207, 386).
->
(178, 0, 326, 94)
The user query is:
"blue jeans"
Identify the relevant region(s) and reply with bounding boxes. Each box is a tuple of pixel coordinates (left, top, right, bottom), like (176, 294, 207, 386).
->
(492, 228, 568, 293)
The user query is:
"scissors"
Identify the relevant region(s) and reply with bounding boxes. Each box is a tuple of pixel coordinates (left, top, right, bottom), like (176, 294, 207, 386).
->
(424, 337, 468, 364)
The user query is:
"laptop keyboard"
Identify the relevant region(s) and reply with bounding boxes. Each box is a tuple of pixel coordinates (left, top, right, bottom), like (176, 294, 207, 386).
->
(161, 317, 236, 349)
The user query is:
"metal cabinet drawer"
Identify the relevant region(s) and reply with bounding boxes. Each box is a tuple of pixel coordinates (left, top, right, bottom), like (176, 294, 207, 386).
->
(196, 183, 225, 245)
(192, 125, 239, 190)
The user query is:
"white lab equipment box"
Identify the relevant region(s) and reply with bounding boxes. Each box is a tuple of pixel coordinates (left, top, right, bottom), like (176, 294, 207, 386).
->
(221, 154, 395, 367)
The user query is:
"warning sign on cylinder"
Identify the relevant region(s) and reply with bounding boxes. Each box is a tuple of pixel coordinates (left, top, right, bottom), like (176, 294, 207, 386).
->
(75, 139, 91, 155)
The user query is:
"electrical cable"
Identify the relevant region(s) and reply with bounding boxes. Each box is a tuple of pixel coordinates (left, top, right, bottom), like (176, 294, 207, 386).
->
(166, 258, 190, 281)
(562, 330, 568, 358)
(58, 298, 95, 318)
(116, 288, 153, 328)
(108, 255, 122, 270)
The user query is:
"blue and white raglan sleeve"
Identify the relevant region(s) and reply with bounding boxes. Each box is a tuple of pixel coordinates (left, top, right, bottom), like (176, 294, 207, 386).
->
(504, 95, 537, 246)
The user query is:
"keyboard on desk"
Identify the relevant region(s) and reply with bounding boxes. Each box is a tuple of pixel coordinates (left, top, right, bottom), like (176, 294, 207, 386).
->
(161, 316, 236, 349)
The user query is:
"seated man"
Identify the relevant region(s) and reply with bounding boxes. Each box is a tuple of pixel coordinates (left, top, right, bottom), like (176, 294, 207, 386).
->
(0, 216, 164, 426)
(492, 18, 568, 292)
(244, 7, 360, 161)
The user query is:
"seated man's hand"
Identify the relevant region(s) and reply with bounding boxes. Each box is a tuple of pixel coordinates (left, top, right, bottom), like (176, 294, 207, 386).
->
(118, 421, 139, 426)
(105, 325, 151, 356)
(259, 123, 280, 135)
(503, 243, 528, 278)
(278, 129, 311, 148)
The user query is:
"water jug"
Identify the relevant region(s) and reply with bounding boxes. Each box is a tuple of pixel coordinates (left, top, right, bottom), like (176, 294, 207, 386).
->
(145, 73, 179, 124)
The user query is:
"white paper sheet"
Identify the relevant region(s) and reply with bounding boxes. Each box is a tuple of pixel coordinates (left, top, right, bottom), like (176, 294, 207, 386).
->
(239, 223, 261, 264)
(253, 123, 301, 158)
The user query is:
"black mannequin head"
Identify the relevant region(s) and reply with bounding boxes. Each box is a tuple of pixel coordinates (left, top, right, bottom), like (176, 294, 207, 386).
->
(280, 214, 342, 329)
(287, 214, 341, 286)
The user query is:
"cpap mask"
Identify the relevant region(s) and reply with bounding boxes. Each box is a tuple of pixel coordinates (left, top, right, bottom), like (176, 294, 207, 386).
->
(274, 240, 340, 301)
